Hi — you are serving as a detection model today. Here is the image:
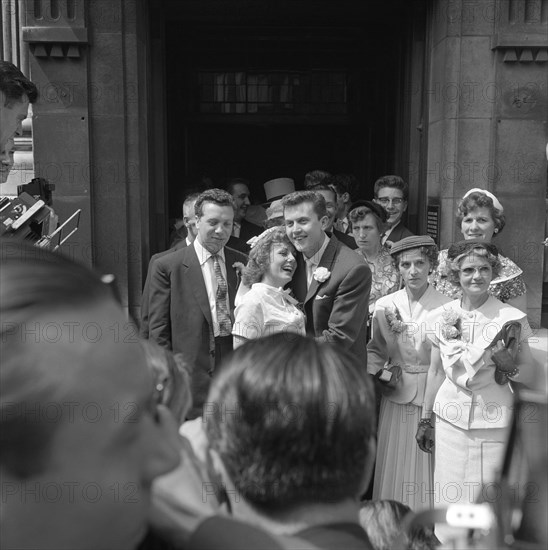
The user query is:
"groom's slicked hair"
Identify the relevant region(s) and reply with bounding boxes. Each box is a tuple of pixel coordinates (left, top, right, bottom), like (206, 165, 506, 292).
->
(205, 334, 376, 512)
(282, 190, 327, 220)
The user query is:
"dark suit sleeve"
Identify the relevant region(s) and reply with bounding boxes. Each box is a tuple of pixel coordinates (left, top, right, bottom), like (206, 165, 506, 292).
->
(140, 256, 157, 339)
(317, 262, 371, 348)
(148, 258, 173, 350)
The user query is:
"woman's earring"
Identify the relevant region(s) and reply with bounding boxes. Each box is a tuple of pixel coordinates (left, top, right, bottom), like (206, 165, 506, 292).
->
(494, 228, 498, 233)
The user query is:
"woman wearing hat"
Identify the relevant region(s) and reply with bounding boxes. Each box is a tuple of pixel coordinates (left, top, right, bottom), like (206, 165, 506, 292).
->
(367, 236, 451, 510)
(417, 240, 536, 515)
(431, 188, 527, 312)
(349, 201, 401, 317)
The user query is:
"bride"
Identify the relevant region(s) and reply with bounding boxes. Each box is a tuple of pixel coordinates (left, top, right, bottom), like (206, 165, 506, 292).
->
(232, 226, 306, 348)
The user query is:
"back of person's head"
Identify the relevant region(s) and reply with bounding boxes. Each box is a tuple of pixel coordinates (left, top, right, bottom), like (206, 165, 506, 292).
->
(0, 238, 180, 550)
(0, 61, 38, 104)
(0, 239, 113, 478)
(141, 340, 192, 425)
(359, 500, 440, 550)
(373, 175, 409, 201)
(304, 169, 331, 189)
(205, 334, 376, 513)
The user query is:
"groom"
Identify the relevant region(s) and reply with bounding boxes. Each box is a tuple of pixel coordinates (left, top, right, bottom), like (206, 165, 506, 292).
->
(283, 191, 371, 357)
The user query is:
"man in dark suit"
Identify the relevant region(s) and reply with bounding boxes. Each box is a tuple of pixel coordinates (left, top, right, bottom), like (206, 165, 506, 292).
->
(140, 193, 200, 338)
(226, 177, 262, 241)
(310, 183, 358, 249)
(373, 175, 414, 246)
(325, 173, 358, 235)
(283, 191, 371, 358)
(147, 189, 247, 418)
(140, 192, 250, 338)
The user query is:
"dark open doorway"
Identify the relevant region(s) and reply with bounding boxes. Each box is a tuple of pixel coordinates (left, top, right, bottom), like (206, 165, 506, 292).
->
(158, 0, 418, 235)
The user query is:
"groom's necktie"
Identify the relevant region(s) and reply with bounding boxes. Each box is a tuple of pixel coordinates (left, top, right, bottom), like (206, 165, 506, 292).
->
(305, 258, 317, 289)
(212, 254, 232, 336)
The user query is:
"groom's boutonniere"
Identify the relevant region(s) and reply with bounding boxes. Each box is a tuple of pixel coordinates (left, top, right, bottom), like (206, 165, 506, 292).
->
(313, 267, 331, 283)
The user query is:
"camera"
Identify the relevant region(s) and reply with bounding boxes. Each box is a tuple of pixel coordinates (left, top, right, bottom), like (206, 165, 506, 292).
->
(0, 177, 80, 249)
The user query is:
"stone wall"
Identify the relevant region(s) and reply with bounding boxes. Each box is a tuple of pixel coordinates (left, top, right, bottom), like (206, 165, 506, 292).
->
(23, 0, 149, 320)
(425, 0, 548, 326)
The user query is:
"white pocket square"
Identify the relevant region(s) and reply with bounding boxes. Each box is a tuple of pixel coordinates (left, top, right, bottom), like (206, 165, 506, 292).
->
(315, 294, 330, 300)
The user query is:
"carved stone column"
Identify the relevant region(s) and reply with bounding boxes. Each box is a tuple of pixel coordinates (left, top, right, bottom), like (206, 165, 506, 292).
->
(424, 0, 547, 325)
(22, 0, 151, 319)
(22, 0, 93, 265)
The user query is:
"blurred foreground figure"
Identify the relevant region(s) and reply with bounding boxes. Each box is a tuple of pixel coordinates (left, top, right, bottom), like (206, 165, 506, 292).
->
(0, 61, 38, 157)
(0, 239, 180, 550)
(359, 500, 440, 550)
(194, 334, 376, 549)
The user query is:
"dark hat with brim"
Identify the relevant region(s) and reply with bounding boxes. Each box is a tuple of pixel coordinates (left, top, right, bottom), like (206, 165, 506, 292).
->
(347, 200, 388, 223)
(447, 239, 499, 260)
(389, 235, 437, 256)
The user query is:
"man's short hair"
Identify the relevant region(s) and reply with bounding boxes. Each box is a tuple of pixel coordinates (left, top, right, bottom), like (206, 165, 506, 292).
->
(205, 334, 376, 511)
(281, 190, 327, 219)
(0, 239, 113, 477)
(373, 175, 409, 201)
(325, 174, 357, 200)
(194, 188, 235, 217)
(304, 170, 331, 189)
(226, 177, 250, 196)
(0, 61, 38, 105)
(182, 192, 200, 216)
(309, 183, 337, 201)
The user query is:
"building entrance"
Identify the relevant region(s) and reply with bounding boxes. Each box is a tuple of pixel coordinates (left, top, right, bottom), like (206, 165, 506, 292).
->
(161, 0, 418, 226)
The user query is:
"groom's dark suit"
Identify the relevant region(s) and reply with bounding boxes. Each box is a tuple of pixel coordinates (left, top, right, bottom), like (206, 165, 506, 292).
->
(292, 235, 371, 358)
(148, 243, 246, 418)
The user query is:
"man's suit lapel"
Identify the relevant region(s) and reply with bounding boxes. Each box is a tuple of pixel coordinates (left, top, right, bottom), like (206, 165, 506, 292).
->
(304, 236, 338, 304)
(183, 246, 213, 327)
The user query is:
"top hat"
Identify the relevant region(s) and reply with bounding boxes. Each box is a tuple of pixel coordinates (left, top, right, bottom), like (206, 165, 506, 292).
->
(263, 178, 295, 205)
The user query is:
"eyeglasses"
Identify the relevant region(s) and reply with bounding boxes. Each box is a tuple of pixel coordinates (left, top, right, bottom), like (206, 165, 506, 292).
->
(460, 266, 492, 276)
(376, 197, 405, 206)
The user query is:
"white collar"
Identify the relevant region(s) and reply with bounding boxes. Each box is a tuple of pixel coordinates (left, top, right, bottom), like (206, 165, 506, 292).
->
(194, 238, 226, 266)
(304, 234, 330, 267)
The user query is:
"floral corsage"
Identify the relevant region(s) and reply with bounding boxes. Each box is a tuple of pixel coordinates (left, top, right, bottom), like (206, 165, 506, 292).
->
(385, 305, 405, 333)
(232, 262, 245, 276)
(441, 309, 462, 340)
(313, 267, 331, 283)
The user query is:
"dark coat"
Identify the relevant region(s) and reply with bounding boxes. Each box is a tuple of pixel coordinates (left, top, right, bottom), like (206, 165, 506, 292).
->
(291, 235, 371, 359)
(147, 244, 247, 417)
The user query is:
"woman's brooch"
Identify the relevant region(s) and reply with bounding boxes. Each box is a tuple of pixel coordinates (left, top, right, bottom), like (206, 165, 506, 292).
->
(385, 305, 405, 334)
(441, 309, 462, 340)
